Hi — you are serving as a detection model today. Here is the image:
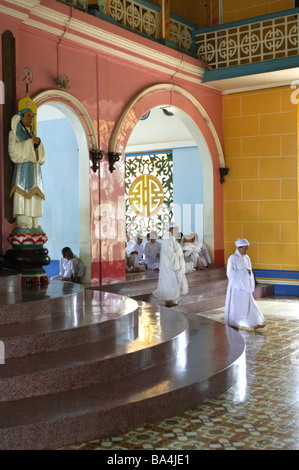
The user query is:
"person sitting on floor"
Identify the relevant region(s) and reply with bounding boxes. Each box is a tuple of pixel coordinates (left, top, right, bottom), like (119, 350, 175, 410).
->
(190, 233, 212, 269)
(181, 234, 204, 272)
(51, 247, 85, 283)
(125, 232, 135, 255)
(144, 231, 160, 271)
(125, 242, 144, 273)
(129, 234, 146, 271)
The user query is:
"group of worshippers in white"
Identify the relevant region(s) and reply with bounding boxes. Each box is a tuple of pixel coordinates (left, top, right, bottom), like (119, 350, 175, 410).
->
(125, 229, 211, 274)
(128, 224, 265, 330)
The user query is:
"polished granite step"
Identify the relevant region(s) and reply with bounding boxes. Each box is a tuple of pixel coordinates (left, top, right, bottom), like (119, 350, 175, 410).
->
(0, 289, 140, 358)
(0, 281, 85, 325)
(0, 315, 245, 450)
(0, 302, 189, 401)
(0, 270, 246, 450)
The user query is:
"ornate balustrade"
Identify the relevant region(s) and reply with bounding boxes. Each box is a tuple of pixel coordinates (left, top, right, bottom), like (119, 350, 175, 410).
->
(108, 0, 160, 39)
(170, 13, 195, 54)
(56, 2, 299, 70)
(195, 8, 299, 69)
(57, 0, 195, 53)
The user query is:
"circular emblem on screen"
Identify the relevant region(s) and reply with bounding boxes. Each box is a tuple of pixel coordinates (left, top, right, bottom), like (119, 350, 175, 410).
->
(129, 174, 164, 217)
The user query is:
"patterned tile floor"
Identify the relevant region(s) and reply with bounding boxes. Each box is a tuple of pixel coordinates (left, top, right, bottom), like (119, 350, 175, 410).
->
(61, 297, 299, 451)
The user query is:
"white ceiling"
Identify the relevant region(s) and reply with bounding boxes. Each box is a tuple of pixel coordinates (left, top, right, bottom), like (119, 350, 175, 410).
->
(126, 106, 195, 152)
(202, 66, 299, 94)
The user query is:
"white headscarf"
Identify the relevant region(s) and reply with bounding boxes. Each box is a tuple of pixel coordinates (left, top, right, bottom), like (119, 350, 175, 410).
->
(235, 238, 250, 247)
(149, 231, 157, 239)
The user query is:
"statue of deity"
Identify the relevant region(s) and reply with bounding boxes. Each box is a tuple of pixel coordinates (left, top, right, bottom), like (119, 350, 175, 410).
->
(8, 94, 45, 229)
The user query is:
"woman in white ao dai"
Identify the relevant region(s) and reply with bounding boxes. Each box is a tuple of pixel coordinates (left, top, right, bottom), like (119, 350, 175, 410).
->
(224, 239, 265, 330)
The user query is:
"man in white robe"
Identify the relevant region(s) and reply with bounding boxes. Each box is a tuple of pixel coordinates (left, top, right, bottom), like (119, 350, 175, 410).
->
(130, 234, 145, 270)
(153, 222, 188, 307)
(125, 232, 135, 255)
(51, 247, 85, 283)
(190, 233, 211, 268)
(144, 231, 160, 270)
(181, 234, 203, 272)
(224, 238, 265, 330)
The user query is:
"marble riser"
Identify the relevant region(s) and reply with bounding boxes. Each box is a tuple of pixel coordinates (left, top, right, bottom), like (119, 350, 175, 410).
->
(1, 306, 139, 359)
(0, 289, 85, 325)
(0, 313, 189, 402)
(0, 317, 245, 450)
(132, 282, 273, 315)
(94, 268, 227, 297)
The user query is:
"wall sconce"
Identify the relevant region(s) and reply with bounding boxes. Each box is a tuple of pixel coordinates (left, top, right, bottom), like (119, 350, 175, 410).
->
(90, 149, 103, 172)
(219, 167, 229, 184)
(55, 73, 70, 89)
(108, 152, 121, 173)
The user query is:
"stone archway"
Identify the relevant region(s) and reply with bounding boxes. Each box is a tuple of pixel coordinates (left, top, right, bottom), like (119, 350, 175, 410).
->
(33, 89, 96, 282)
(110, 84, 226, 265)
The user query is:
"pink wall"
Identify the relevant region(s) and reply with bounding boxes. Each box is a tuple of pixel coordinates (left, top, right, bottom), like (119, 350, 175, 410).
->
(0, 0, 224, 284)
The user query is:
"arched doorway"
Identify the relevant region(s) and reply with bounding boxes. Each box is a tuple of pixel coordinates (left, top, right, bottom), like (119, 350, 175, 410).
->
(111, 84, 225, 265)
(34, 91, 94, 282)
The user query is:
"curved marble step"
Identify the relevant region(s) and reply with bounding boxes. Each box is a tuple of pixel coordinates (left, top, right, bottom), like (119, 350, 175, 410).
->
(0, 289, 139, 358)
(96, 268, 228, 296)
(0, 281, 85, 325)
(0, 303, 189, 402)
(0, 316, 245, 450)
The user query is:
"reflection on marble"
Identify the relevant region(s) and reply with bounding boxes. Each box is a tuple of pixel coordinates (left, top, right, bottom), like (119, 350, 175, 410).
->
(0, 271, 246, 450)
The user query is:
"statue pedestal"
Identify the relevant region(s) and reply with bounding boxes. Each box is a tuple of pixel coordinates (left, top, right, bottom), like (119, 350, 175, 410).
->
(6, 228, 51, 286)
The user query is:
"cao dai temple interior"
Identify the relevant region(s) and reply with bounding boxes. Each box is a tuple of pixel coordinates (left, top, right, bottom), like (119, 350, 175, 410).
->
(0, 0, 299, 450)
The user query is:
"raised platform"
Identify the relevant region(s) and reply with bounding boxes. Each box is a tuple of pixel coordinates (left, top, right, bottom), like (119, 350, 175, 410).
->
(0, 268, 268, 450)
(96, 267, 274, 314)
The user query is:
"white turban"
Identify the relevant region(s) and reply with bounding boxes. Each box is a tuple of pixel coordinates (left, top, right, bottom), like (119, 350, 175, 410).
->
(166, 221, 178, 230)
(235, 238, 250, 247)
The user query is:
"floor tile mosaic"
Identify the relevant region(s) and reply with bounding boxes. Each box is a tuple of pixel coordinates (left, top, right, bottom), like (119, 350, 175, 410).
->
(60, 297, 299, 451)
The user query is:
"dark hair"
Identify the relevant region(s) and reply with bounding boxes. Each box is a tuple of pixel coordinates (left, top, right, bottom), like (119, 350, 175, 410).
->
(62, 246, 71, 257)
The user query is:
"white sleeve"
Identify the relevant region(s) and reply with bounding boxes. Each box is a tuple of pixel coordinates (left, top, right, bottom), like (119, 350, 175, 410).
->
(8, 130, 38, 164)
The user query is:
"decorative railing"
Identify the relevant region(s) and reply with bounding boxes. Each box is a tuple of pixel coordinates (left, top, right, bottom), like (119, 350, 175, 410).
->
(170, 13, 195, 53)
(195, 8, 299, 69)
(57, 3, 299, 68)
(108, 0, 160, 39)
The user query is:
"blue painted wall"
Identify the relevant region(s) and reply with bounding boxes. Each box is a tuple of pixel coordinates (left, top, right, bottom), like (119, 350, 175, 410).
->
(37, 117, 79, 277)
(173, 146, 204, 238)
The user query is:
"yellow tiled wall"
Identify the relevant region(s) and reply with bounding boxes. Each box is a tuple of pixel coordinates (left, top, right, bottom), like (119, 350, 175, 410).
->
(170, 0, 294, 27)
(223, 0, 294, 23)
(170, 0, 210, 28)
(223, 87, 299, 271)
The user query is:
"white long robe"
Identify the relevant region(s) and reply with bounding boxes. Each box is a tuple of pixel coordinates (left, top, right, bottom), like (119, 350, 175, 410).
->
(52, 255, 85, 280)
(130, 242, 145, 270)
(182, 242, 200, 272)
(144, 241, 161, 270)
(191, 241, 211, 267)
(224, 249, 265, 328)
(153, 232, 188, 303)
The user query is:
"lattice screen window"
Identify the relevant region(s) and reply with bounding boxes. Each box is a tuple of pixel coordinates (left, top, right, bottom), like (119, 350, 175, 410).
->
(125, 152, 173, 238)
